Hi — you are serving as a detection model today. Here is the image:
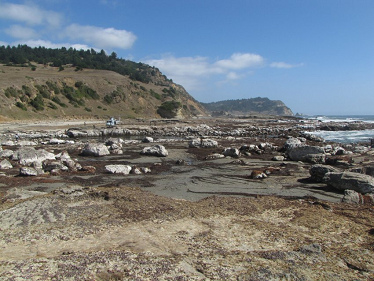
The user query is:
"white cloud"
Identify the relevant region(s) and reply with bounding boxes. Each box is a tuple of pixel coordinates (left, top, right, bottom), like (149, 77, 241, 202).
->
(0, 2, 62, 27)
(215, 53, 264, 69)
(145, 56, 216, 90)
(64, 24, 136, 50)
(270, 62, 304, 69)
(226, 72, 243, 80)
(0, 41, 9, 46)
(5, 25, 38, 40)
(145, 53, 263, 90)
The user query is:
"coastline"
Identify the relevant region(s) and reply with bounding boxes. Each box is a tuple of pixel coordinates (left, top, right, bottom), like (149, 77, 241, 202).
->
(1, 116, 374, 280)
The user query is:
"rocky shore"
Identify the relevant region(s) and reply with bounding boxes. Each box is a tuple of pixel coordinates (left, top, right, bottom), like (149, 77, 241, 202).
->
(1, 116, 374, 280)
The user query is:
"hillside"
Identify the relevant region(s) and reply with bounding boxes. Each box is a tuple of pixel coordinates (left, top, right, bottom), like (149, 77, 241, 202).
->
(0, 45, 206, 121)
(0, 64, 207, 121)
(202, 97, 294, 116)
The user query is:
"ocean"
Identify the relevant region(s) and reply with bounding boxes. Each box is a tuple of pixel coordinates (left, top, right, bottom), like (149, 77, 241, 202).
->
(304, 115, 374, 144)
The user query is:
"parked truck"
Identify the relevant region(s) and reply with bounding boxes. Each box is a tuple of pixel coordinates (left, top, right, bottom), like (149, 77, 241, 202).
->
(106, 117, 119, 127)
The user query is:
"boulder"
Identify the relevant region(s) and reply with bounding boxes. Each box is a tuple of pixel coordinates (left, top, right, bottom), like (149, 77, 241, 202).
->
(222, 147, 240, 158)
(66, 129, 89, 138)
(43, 160, 68, 172)
(141, 145, 168, 157)
(12, 147, 56, 166)
(110, 148, 123, 155)
(142, 137, 154, 143)
(18, 140, 37, 146)
(189, 139, 201, 148)
(81, 143, 110, 157)
(105, 138, 124, 146)
(19, 167, 38, 176)
(283, 138, 303, 151)
(272, 155, 285, 161)
(287, 146, 325, 163)
(309, 164, 339, 182)
(1, 140, 16, 146)
(204, 153, 225, 160)
(0, 149, 14, 158)
(332, 147, 346, 155)
(141, 167, 152, 173)
(105, 165, 132, 175)
(342, 190, 374, 204)
(0, 159, 13, 169)
(323, 171, 374, 194)
(49, 138, 66, 145)
(201, 139, 218, 148)
(130, 166, 142, 174)
(189, 138, 218, 148)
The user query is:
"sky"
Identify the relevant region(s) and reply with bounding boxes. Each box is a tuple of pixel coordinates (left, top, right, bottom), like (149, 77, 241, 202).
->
(0, 0, 373, 115)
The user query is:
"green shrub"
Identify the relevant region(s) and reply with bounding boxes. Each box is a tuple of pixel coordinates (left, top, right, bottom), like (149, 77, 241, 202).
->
(15, 101, 27, 111)
(46, 81, 60, 94)
(35, 84, 51, 99)
(150, 89, 161, 100)
(48, 102, 58, 110)
(29, 94, 44, 111)
(157, 101, 181, 118)
(76, 83, 100, 100)
(103, 94, 114, 104)
(103, 87, 125, 104)
(4, 87, 20, 98)
(52, 96, 67, 107)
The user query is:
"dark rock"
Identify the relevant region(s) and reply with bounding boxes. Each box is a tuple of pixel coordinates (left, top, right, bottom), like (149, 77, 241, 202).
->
(142, 137, 154, 143)
(309, 164, 339, 182)
(323, 171, 374, 194)
(222, 147, 240, 158)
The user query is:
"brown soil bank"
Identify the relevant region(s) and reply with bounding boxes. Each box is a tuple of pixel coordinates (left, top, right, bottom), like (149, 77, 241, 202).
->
(0, 185, 373, 280)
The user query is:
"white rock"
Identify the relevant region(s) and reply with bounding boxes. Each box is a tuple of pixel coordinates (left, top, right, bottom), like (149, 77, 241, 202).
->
(105, 165, 132, 175)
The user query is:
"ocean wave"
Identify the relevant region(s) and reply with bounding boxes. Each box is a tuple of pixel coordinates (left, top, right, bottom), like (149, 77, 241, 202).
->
(304, 129, 374, 143)
(306, 115, 374, 124)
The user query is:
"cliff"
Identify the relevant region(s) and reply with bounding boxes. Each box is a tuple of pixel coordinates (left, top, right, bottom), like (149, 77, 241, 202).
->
(202, 97, 293, 116)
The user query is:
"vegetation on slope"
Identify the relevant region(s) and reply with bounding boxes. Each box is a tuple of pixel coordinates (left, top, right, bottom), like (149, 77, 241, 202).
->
(0, 45, 207, 120)
(0, 44, 166, 84)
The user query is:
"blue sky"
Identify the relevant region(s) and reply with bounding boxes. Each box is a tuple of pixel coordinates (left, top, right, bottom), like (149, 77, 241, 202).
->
(0, 0, 373, 115)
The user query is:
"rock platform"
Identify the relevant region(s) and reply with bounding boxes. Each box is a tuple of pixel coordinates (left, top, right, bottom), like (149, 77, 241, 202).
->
(0, 116, 373, 280)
